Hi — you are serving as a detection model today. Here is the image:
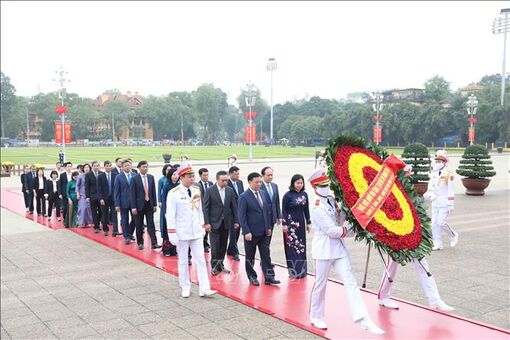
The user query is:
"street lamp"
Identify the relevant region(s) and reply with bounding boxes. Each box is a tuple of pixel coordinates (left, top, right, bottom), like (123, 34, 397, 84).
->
(53, 67, 70, 162)
(371, 91, 384, 145)
(467, 94, 478, 145)
(492, 8, 510, 106)
(245, 81, 256, 161)
(267, 58, 277, 142)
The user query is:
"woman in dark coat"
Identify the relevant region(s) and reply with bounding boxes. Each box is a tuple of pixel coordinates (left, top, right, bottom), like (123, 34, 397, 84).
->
(282, 174, 311, 279)
(33, 168, 47, 216)
(160, 165, 180, 256)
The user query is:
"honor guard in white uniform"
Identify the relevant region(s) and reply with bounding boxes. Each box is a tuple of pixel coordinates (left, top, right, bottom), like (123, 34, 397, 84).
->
(308, 168, 384, 335)
(424, 150, 459, 250)
(166, 162, 217, 298)
(378, 150, 454, 312)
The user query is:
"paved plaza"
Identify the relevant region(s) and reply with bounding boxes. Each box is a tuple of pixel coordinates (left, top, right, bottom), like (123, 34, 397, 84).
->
(1, 153, 509, 339)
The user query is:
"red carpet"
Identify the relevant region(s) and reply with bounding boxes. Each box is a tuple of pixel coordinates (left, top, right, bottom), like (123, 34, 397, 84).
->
(2, 187, 509, 339)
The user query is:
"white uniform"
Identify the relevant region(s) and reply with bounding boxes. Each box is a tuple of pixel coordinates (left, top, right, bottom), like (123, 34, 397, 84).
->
(309, 195, 369, 323)
(377, 257, 441, 305)
(424, 166, 456, 249)
(166, 184, 211, 293)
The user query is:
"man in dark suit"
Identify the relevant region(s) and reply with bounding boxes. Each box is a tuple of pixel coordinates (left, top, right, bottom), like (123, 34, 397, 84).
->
(21, 166, 30, 212)
(196, 167, 214, 252)
(111, 157, 123, 175)
(114, 160, 136, 244)
(203, 170, 239, 275)
(260, 166, 282, 233)
(59, 162, 73, 226)
(98, 161, 119, 236)
(238, 172, 280, 286)
(226, 166, 244, 261)
(129, 160, 160, 250)
(24, 164, 37, 213)
(85, 161, 105, 234)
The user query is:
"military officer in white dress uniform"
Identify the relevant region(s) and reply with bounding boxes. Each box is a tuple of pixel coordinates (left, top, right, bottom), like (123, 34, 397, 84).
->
(166, 162, 217, 298)
(378, 149, 455, 312)
(308, 168, 384, 335)
(424, 149, 459, 250)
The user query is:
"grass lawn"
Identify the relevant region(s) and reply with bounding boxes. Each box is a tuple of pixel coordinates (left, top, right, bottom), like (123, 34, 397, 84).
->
(0, 145, 464, 165)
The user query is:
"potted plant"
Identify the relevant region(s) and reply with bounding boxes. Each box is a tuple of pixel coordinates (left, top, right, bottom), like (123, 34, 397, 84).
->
(456, 144, 496, 196)
(162, 152, 172, 163)
(401, 143, 431, 196)
(0, 161, 14, 177)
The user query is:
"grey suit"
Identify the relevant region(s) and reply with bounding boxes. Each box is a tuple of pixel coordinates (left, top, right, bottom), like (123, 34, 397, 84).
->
(203, 184, 239, 272)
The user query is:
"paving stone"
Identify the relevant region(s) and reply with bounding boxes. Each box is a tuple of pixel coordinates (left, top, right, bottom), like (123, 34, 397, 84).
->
(100, 325, 148, 339)
(51, 324, 101, 339)
(122, 311, 163, 326)
(168, 314, 211, 329)
(1, 313, 41, 331)
(136, 321, 180, 336)
(4, 322, 56, 339)
(88, 318, 132, 334)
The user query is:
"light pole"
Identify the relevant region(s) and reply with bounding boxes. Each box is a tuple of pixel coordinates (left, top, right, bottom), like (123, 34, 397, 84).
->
(371, 91, 384, 145)
(493, 8, 510, 106)
(245, 82, 256, 161)
(111, 111, 115, 142)
(53, 67, 70, 162)
(467, 94, 478, 145)
(267, 58, 277, 142)
(26, 101, 30, 145)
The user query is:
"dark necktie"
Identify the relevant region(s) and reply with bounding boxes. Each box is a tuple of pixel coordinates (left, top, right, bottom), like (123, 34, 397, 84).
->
(327, 198, 334, 209)
(255, 191, 263, 208)
(187, 188, 192, 198)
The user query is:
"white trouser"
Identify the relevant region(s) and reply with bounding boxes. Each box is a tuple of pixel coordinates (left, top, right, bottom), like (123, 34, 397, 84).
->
(310, 257, 369, 322)
(431, 206, 456, 248)
(176, 238, 211, 292)
(378, 257, 441, 305)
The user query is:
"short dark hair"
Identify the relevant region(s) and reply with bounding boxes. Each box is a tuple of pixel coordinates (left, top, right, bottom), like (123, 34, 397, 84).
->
(121, 159, 131, 165)
(261, 166, 272, 175)
(166, 167, 178, 182)
(247, 172, 261, 182)
(228, 166, 240, 174)
(162, 164, 171, 176)
(82, 163, 91, 171)
(198, 168, 208, 175)
(77, 164, 83, 170)
(138, 160, 148, 168)
(216, 170, 228, 179)
(64, 162, 72, 167)
(91, 161, 99, 167)
(289, 174, 305, 192)
(115, 157, 122, 163)
(104, 160, 111, 166)
(50, 170, 59, 178)
(71, 171, 79, 178)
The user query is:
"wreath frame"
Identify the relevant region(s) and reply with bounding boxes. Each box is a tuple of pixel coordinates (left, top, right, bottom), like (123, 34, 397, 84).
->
(325, 134, 433, 265)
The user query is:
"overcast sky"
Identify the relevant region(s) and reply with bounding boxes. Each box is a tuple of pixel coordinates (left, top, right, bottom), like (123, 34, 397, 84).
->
(1, 1, 507, 105)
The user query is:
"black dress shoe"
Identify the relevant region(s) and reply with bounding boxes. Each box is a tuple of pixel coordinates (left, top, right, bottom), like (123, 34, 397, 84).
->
(151, 244, 162, 249)
(124, 239, 131, 245)
(112, 232, 120, 237)
(204, 247, 210, 253)
(222, 268, 231, 274)
(211, 269, 220, 276)
(138, 244, 144, 250)
(130, 236, 135, 240)
(264, 278, 281, 285)
(94, 229, 99, 234)
(104, 231, 109, 236)
(188, 258, 192, 265)
(249, 277, 260, 286)
(232, 254, 240, 261)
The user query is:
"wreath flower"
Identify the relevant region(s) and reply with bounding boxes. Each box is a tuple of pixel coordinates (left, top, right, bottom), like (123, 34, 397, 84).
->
(326, 135, 433, 265)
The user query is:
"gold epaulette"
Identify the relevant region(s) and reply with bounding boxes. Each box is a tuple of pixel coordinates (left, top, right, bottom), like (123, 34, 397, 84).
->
(171, 186, 180, 193)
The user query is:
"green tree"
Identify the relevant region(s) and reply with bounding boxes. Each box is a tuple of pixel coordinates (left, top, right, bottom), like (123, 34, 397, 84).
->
(290, 116, 323, 141)
(192, 84, 228, 143)
(1, 72, 17, 138)
(424, 75, 451, 103)
(102, 100, 131, 141)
